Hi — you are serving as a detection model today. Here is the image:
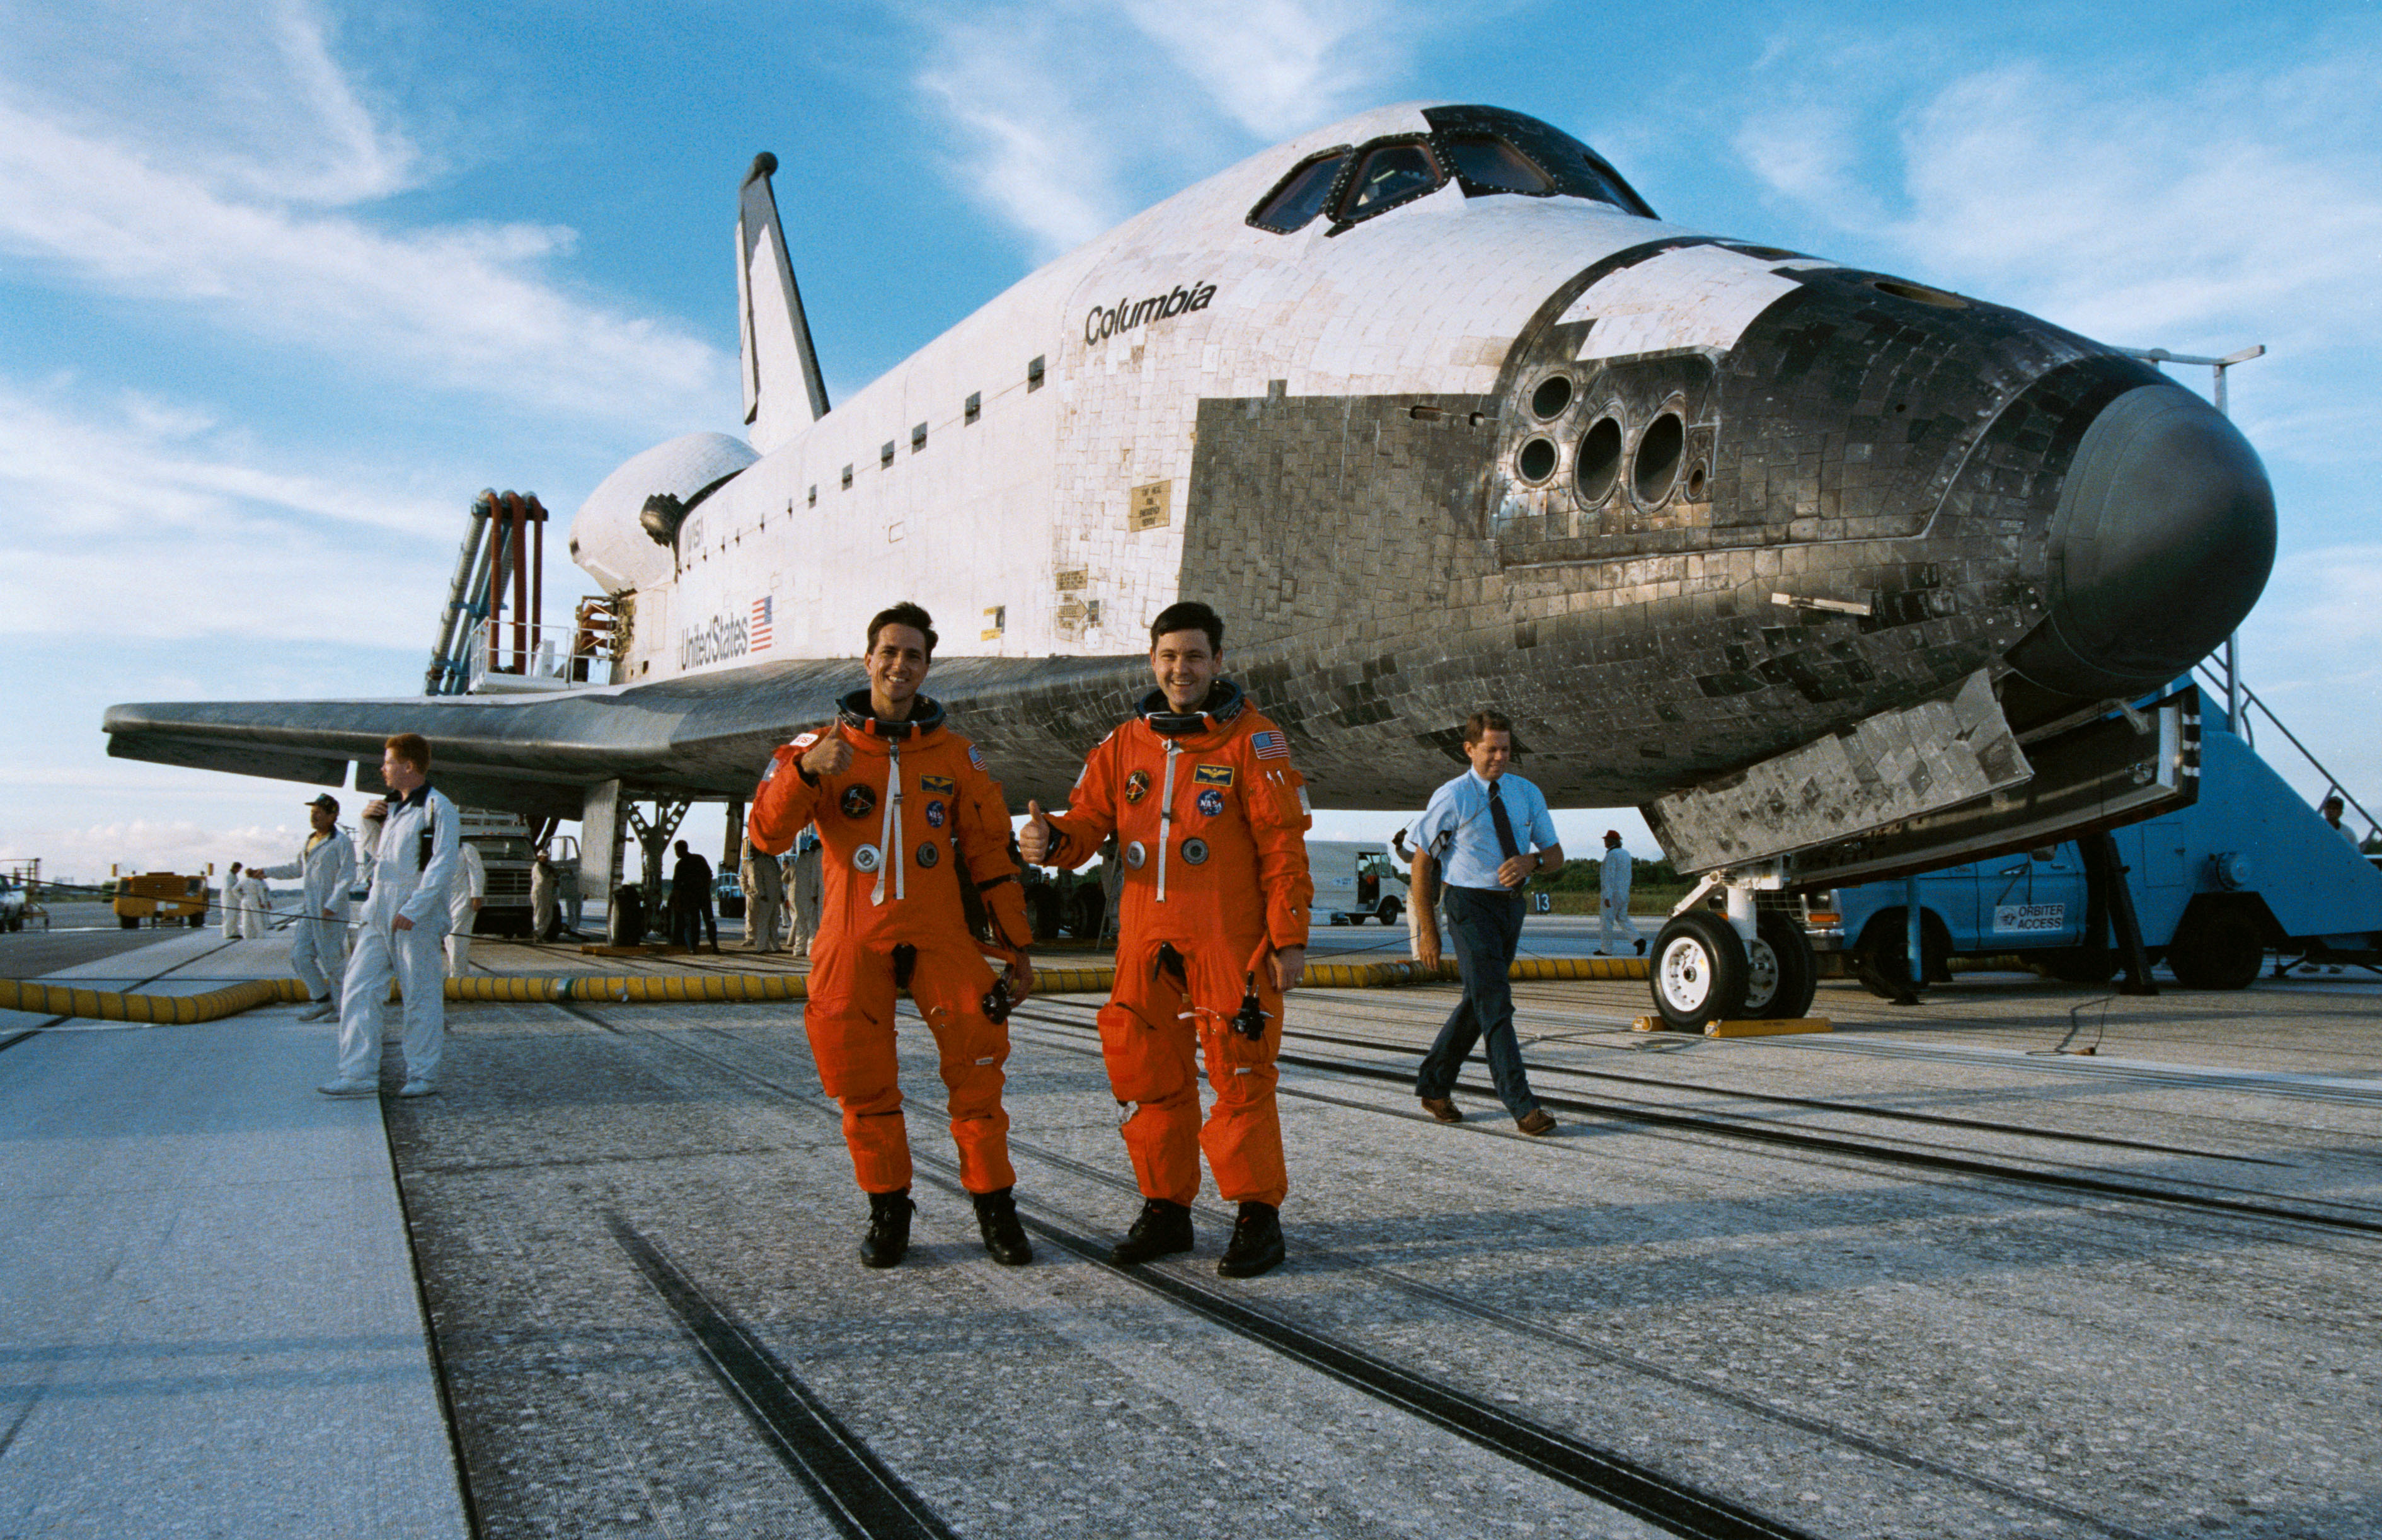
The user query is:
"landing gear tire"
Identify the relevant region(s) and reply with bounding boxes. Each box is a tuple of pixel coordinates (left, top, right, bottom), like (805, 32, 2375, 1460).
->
(1850, 911, 1947, 1000)
(1650, 910, 1748, 1031)
(2042, 946, 2119, 984)
(1743, 912, 1818, 1020)
(2167, 908, 2264, 991)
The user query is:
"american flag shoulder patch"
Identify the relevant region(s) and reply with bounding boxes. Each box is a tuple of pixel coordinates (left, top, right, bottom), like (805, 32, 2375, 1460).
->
(1250, 730, 1288, 760)
(968, 744, 986, 770)
(791, 731, 819, 750)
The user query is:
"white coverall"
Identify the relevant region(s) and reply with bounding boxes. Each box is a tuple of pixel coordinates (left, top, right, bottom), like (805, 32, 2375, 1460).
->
(220, 870, 244, 937)
(444, 841, 486, 975)
(1598, 846, 1646, 956)
(786, 833, 824, 957)
(255, 830, 357, 1006)
(336, 786, 461, 1088)
(236, 873, 272, 939)
(531, 857, 559, 941)
(739, 839, 785, 951)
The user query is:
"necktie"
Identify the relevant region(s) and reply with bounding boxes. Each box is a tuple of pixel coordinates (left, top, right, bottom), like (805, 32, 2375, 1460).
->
(1487, 779, 1520, 861)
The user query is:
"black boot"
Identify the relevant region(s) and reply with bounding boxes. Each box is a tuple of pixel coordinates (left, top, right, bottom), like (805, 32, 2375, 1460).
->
(1217, 1201, 1284, 1279)
(972, 1186, 1033, 1267)
(1108, 1198, 1194, 1265)
(860, 1188, 915, 1269)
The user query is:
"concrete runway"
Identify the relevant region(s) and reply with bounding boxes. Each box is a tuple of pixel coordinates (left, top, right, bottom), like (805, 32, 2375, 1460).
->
(4, 927, 2377, 1538)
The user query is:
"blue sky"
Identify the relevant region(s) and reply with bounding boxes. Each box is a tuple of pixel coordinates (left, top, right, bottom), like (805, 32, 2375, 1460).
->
(3, 0, 2376, 881)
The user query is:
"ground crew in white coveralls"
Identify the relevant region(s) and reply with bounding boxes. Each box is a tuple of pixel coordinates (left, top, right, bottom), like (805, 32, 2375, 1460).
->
(787, 827, 824, 958)
(1596, 829, 1646, 957)
(319, 733, 460, 1100)
(739, 836, 785, 952)
(253, 793, 356, 1022)
(445, 839, 486, 975)
(236, 867, 271, 938)
(531, 848, 560, 941)
(220, 863, 245, 937)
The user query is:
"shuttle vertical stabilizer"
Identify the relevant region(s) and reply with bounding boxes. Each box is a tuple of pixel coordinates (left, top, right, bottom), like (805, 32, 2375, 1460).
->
(737, 152, 829, 450)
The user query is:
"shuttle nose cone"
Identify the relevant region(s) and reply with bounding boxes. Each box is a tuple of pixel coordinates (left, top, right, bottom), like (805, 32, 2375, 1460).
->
(2005, 383, 2275, 700)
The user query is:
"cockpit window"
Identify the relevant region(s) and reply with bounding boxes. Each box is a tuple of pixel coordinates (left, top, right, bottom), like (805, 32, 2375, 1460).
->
(1338, 143, 1442, 219)
(1248, 110, 1657, 239)
(1249, 151, 1347, 234)
(1443, 135, 1552, 195)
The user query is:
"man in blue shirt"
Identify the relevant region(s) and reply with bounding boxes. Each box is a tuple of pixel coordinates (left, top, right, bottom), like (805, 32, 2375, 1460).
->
(1410, 711, 1563, 1134)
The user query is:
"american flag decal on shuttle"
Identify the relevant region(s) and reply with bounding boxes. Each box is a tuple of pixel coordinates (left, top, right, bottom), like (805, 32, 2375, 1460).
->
(750, 596, 773, 650)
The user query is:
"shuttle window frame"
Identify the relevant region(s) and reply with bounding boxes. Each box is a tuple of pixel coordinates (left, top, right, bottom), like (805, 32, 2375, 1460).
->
(1251, 110, 1660, 242)
(1443, 134, 1555, 197)
(1248, 149, 1351, 234)
(1333, 138, 1445, 226)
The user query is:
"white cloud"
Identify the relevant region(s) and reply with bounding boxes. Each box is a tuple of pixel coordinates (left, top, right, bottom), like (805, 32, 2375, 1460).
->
(909, 0, 1429, 261)
(1733, 50, 2382, 359)
(0, 377, 452, 641)
(0, 0, 417, 208)
(0, 5, 728, 426)
(1116, 0, 1418, 141)
(0, 818, 312, 887)
(1883, 60, 2382, 353)
(914, 24, 1131, 263)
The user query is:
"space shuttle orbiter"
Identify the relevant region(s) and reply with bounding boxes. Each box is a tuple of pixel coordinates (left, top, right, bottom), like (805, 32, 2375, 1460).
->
(106, 103, 2274, 1019)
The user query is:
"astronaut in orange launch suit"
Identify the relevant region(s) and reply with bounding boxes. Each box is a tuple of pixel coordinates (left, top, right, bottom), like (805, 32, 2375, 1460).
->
(750, 603, 1037, 1270)
(1020, 601, 1311, 1279)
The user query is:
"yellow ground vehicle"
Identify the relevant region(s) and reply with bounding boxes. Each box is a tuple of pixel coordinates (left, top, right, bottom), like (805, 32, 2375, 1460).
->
(113, 871, 209, 928)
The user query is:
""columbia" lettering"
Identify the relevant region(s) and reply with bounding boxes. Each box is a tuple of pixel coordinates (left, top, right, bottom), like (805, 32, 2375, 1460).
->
(1084, 281, 1216, 346)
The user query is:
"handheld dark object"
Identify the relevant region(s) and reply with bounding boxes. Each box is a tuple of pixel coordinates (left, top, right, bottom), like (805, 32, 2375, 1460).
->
(1231, 970, 1269, 1041)
(982, 975, 1014, 1025)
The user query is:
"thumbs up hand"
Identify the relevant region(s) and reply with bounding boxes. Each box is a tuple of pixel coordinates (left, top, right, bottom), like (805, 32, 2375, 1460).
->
(1018, 800, 1054, 864)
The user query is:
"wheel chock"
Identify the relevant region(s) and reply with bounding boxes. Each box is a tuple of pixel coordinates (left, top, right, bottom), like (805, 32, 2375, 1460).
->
(1703, 1018, 1832, 1037)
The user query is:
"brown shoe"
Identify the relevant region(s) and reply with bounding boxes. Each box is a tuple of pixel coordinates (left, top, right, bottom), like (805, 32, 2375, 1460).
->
(1420, 1096, 1462, 1124)
(1516, 1109, 1557, 1135)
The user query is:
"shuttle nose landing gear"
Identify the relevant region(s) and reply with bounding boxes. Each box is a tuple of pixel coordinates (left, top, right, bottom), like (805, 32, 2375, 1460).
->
(1648, 869, 1818, 1031)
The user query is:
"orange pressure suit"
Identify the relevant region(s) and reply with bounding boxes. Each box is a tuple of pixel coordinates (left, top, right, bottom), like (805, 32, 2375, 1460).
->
(1040, 682, 1313, 1207)
(749, 691, 1034, 1197)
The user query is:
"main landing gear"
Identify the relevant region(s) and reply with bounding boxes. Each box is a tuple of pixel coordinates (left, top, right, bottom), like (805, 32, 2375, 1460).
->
(1648, 868, 1817, 1031)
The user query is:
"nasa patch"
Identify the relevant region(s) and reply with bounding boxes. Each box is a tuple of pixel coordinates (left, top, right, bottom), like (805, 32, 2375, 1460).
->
(1193, 764, 1234, 788)
(1196, 788, 1224, 818)
(1125, 770, 1151, 805)
(924, 800, 946, 828)
(916, 841, 940, 868)
(841, 785, 877, 819)
(920, 774, 956, 795)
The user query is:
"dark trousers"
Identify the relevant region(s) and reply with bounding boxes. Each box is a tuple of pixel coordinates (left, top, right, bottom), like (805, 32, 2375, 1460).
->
(1415, 885, 1537, 1118)
(670, 899, 716, 950)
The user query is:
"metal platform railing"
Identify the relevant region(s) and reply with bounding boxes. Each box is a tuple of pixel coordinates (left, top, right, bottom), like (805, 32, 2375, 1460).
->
(2195, 660, 2375, 842)
(465, 619, 615, 693)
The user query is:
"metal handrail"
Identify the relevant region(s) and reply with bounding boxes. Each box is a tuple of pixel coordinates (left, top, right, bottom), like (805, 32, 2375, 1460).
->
(2195, 662, 2375, 838)
(464, 619, 614, 689)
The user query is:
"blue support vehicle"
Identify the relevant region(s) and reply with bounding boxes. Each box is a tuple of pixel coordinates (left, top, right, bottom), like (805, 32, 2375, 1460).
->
(1814, 704, 2382, 991)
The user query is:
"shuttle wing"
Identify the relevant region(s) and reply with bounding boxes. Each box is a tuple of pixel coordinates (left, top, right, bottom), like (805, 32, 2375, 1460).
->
(104, 654, 1149, 821)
